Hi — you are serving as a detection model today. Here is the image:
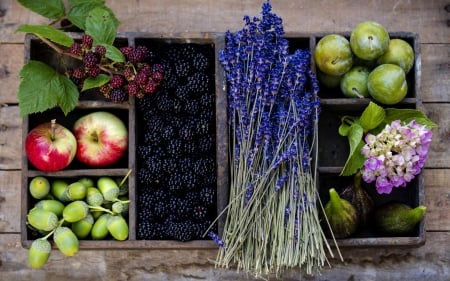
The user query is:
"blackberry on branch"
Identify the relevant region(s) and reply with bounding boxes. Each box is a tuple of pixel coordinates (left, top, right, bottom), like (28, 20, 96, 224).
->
(95, 45, 106, 57)
(110, 75, 125, 89)
(109, 88, 128, 103)
(69, 42, 82, 56)
(81, 34, 93, 49)
(82, 52, 99, 68)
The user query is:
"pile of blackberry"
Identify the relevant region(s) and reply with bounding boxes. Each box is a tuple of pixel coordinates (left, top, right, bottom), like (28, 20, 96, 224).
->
(136, 43, 217, 241)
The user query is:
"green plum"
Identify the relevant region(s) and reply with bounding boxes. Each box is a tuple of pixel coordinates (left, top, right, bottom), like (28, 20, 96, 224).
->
(350, 21, 390, 61)
(340, 66, 370, 98)
(367, 63, 408, 105)
(377, 38, 414, 73)
(314, 34, 353, 76)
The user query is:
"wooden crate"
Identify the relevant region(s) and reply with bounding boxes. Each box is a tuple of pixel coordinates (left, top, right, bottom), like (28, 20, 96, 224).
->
(313, 32, 425, 247)
(21, 32, 228, 249)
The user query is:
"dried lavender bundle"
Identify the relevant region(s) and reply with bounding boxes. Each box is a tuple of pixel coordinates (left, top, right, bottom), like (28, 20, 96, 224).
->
(209, 1, 337, 278)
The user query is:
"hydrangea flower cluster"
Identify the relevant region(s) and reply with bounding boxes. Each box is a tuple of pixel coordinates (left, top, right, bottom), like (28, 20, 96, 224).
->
(361, 119, 433, 194)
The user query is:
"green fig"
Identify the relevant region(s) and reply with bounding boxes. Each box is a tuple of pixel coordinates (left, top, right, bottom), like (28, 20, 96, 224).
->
(340, 172, 374, 227)
(51, 179, 71, 202)
(71, 213, 94, 239)
(91, 214, 111, 240)
(34, 199, 65, 217)
(27, 208, 59, 232)
(62, 200, 89, 223)
(340, 66, 370, 98)
(86, 187, 104, 207)
(324, 188, 359, 238)
(28, 239, 51, 269)
(53, 226, 79, 257)
(375, 202, 426, 235)
(107, 215, 129, 241)
(29, 176, 50, 199)
(97, 177, 120, 202)
(67, 181, 87, 201)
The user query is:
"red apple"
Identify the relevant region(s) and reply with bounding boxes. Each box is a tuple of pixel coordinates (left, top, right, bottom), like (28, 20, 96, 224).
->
(25, 119, 77, 172)
(73, 111, 128, 167)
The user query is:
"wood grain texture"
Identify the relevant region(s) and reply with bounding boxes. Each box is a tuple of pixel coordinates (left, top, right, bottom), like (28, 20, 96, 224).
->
(0, 43, 23, 104)
(0, 105, 21, 170)
(1, 0, 449, 44)
(420, 44, 450, 102)
(423, 103, 450, 168)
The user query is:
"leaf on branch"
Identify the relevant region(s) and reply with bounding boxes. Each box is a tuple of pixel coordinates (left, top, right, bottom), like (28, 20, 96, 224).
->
(82, 74, 110, 92)
(103, 44, 125, 62)
(18, 0, 65, 20)
(360, 101, 385, 132)
(85, 7, 120, 45)
(340, 123, 365, 176)
(16, 25, 74, 47)
(383, 108, 439, 129)
(67, 0, 117, 31)
(18, 61, 79, 117)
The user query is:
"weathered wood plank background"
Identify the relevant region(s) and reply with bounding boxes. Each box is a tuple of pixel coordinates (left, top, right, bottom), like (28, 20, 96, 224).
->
(1, 0, 449, 280)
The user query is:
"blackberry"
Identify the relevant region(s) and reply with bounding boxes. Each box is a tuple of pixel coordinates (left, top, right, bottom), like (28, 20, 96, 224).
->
(174, 85, 190, 101)
(87, 65, 101, 77)
(137, 144, 163, 161)
(69, 42, 82, 56)
(193, 118, 211, 135)
(126, 81, 140, 96)
(110, 75, 125, 89)
(178, 120, 196, 141)
(192, 205, 208, 222)
(120, 46, 133, 57)
(197, 135, 214, 153)
(199, 186, 216, 206)
(182, 98, 200, 115)
(134, 45, 149, 62)
(99, 84, 111, 97)
(182, 141, 196, 155)
(175, 59, 192, 78)
(109, 88, 128, 103)
(194, 157, 216, 176)
(201, 173, 217, 186)
(144, 80, 158, 94)
(156, 90, 174, 112)
(143, 156, 164, 180)
(168, 196, 192, 220)
(137, 167, 155, 185)
(165, 172, 184, 191)
(165, 221, 196, 241)
(192, 52, 209, 71)
(198, 109, 214, 122)
(182, 173, 200, 190)
(81, 34, 93, 49)
(83, 52, 99, 68)
(137, 207, 154, 223)
(123, 67, 135, 81)
(135, 70, 148, 86)
(72, 67, 85, 79)
(152, 200, 168, 219)
(177, 157, 196, 174)
(166, 138, 183, 157)
(199, 92, 215, 108)
(95, 45, 106, 57)
(151, 68, 164, 83)
(187, 72, 210, 92)
(160, 124, 176, 141)
(137, 221, 166, 240)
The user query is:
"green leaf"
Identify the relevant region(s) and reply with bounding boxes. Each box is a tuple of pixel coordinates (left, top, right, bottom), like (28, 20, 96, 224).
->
(340, 141, 366, 176)
(103, 44, 125, 62)
(18, 0, 65, 20)
(338, 116, 359, 137)
(82, 74, 110, 91)
(383, 108, 438, 129)
(85, 8, 119, 45)
(360, 101, 385, 132)
(18, 61, 79, 117)
(68, 0, 104, 5)
(340, 123, 364, 176)
(16, 25, 74, 47)
(66, 0, 110, 30)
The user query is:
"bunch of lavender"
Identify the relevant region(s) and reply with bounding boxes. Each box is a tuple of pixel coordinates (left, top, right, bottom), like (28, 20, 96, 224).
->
(210, 2, 335, 277)
(361, 119, 433, 194)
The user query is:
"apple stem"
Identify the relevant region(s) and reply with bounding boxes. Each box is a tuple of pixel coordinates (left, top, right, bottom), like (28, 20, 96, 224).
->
(50, 119, 57, 141)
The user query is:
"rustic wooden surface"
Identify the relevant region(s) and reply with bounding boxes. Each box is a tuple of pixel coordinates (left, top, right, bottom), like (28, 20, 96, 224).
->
(1, 0, 449, 280)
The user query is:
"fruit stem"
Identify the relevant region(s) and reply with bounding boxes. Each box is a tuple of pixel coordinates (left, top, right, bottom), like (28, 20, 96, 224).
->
(50, 119, 56, 141)
(88, 205, 114, 215)
(331, 56, 340, 65)
(119, 169, 132, 187)
(352, 87, 364, 99)
(368, 36, 373, 50)
(354, 170, 363, 190)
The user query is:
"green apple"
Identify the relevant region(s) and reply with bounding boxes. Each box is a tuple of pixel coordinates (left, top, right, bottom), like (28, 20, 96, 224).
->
(340, 66, 370, 98)
(314, 34, 353, 76)
(350, 21, 390, 61)
(377, 38, 414, 73)
(367, 64, 408, 105)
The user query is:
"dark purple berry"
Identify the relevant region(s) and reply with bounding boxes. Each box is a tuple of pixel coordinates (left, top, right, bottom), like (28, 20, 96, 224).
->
(109, 88, 128, 103)
(83, 52, 99, 68)
(126, 82, 140, 96)
(81, 34, 93, 49)
(87, 66, 101, 77)
(110, 75, 125, 89)
(95, 45, 106, 57)
(69, 42, 82, 56)
(72, 67, 85, 79)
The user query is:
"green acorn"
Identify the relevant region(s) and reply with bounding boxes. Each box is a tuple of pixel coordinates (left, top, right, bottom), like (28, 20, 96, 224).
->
(34, 199, 65, 217)
(62, 201, 89, 223)
(51, 179, 71, 202)
(67, 182, 87, 200)
(97, 177, 120, 202)
(29, 176, 51, 199)
(78, 177, 94, 188)
(71, 213, 94, 239)
(53, 226, 79, 257)
(107, 215, 129, 241)
(27, 208, 59, 232)
(86, 187, 104, 207)
(91, 214, 110, 240)
(28, 239, 51, 269)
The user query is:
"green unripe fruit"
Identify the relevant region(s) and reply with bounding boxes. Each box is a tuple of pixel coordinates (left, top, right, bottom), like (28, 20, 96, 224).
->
(27, 208, 59, 232)
(340, 66, 370, 98)
(107, 215, 129, 241)
(115, 178, 129, 196)
(28, 239, 51, 269)
(29, 176, 50, 199)
(377, 38, 414, 74)
(324, 188, 359, 239)
(97, 177, 120, 202)
(53, 226, 79, 257)
(67, 182, 87, 200)
(367, 63, 408, 105)
(90, 210, 103, 220)
(51, 179, 70, 202)
(314, 34, 353, 76)
(62, 201, 89, 223)
(34, 199, 65, 217)
(350, 21, 390, 61)
(78, 177, 94, 188)
(317, 70, 342, 89)
(112, 201, 124, 214)
(91, 214, 110, 240)
(86, 187, 104, 206)
(71, 213, 94, 239)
